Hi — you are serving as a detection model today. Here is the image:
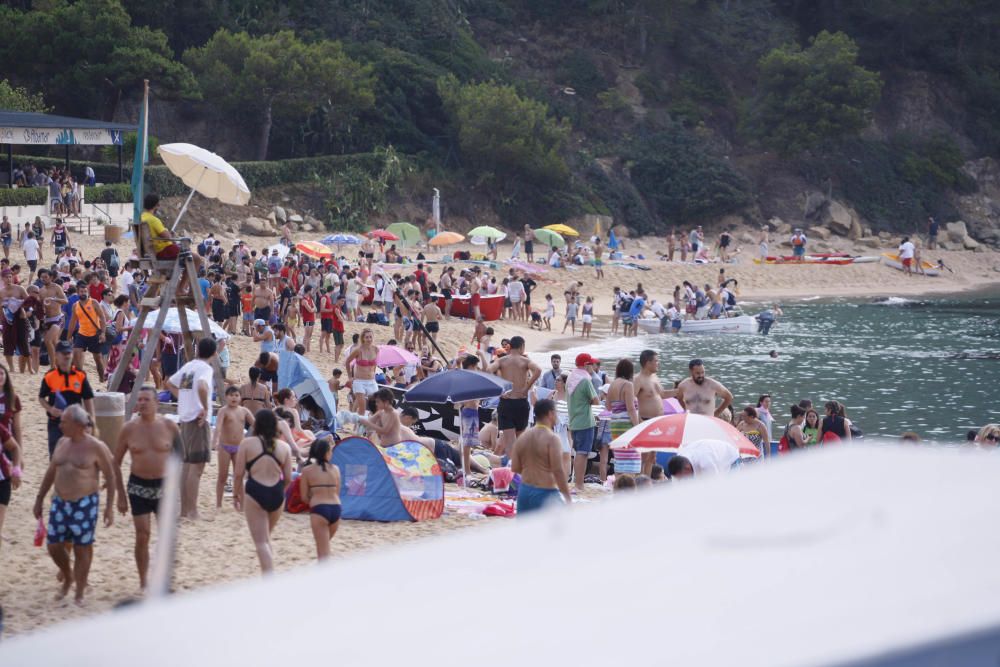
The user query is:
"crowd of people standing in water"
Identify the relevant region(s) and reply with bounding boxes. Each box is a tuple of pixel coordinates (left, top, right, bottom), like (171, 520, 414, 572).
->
(0, 196, 998, 613)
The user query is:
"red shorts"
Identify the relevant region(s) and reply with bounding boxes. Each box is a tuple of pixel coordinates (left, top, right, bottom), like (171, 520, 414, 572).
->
(901, 257, 913, 267)
(471, 293, 481, 307)
(156, 244, 180, 260)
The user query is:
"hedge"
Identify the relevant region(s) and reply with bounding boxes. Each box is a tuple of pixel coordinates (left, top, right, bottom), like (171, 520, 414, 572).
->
(86, 183, 133, 203)
(0, 188, 46, 207)
(143, 152, 382, 197)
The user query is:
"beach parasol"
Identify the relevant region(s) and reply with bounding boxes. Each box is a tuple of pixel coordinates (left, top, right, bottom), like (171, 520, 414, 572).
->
(386, 222, 422, 247)
(429, 231, 465, 246)
(376, 345, 419, 368)
(543, 223, 579, 237)
(321, 233, 361, 252)
(157, 143, 250, 231)
(467, 225, 505, 240)
(406, 369, 512, 480)
(610, 413, 760, 458)
(369, 229, 399, 242)
(406, 369, 511, 405)
(533, 227, 565, 248)
(296, 241, 333, 259)
(130, 308, 230, 339)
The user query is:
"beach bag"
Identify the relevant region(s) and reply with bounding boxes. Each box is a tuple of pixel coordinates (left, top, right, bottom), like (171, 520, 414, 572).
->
(437, 457, 459, 483)
(108, 249, 120, 273)
(284, 477, 309, 514)
(821, 431, 842, 444)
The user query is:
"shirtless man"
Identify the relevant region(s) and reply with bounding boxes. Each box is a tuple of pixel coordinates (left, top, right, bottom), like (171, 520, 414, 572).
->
(487, 336, 542, 460)
(422, 299, 442, 343)
(439, 267, 454, 319)
(39, 269, 68, 364)
(676, 358, 733, 420)
(634, 349, 678, 475)
(33, 405, 115, 603)
(0, 270, 29, 372)
(511, 399, 571, 515)
(593, 238, 605, 279)
(252, 281, 274, 323)
(113, 386, 179, 589)
(212, 386, 255, 509)
(357, 389, 403, 446)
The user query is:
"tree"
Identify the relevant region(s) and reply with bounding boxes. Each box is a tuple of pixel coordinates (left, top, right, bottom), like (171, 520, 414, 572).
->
(0, 0, 198, 118)
(184, 30, 375, 160)
(438, 76, 570, 193)
(748, 31, 883, 154)
(0, 79, 47, 112)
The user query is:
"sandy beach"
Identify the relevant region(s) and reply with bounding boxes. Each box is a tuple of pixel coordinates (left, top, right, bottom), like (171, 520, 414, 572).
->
(1, 222, 998, 637)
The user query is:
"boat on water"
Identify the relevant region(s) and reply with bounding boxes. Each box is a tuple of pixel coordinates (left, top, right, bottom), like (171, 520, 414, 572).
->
(881, 253, 940, 276)
(637, 314, 759, 335)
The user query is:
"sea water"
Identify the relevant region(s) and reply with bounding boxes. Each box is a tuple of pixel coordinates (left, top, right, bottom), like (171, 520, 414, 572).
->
(535, 289, 1000, 440)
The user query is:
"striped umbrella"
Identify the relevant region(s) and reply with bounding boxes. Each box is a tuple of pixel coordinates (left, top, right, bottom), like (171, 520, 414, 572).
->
(610, 413, 761, 458)
(296, 241, 333, 259)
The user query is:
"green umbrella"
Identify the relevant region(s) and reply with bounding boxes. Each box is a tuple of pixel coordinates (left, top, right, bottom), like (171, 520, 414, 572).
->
(467, 225, 506, 240)
(533, 227, 565, 248)
(386, 221, 422, 247)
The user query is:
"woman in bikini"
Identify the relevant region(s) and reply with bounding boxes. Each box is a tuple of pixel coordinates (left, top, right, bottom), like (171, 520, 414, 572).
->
(606, 359, 641, 480)
(239, 366, 272, 414)
(213, 387, 255, 509)
(344, 327, 379, 415)
(299, 438, 342, 560)
(233, 409, 292, 574)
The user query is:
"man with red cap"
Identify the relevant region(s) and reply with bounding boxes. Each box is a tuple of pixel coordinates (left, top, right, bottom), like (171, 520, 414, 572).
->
(567, 352, 600, 491)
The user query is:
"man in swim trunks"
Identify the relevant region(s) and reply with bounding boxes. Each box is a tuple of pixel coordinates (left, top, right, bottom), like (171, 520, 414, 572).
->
(0, 269, 29, 372)
(113, 386, 179, 589)
(511, 399, 571, 515)
(33, 404, 116, 603)
(439, 267, 454, 319)
(634, 349, 678, 475)
(252, 280, 274, 323)
(593, 238, 604, 279)
(38, 269, 68, 365)
(676, 358, 733, 419)
(487, 335, 542, 461)
(422, 299, 442, 343)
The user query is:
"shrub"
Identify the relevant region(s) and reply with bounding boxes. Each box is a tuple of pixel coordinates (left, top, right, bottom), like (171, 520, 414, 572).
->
(558, 50, 607, 99)
(85, 183, 133, 203)
(627, 126, 751, 226)
(143, 153, 383, 198)
(0, 188, 46, 207)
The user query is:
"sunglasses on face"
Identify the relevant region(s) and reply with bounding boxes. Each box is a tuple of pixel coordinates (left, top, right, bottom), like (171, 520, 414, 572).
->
(987, 434, 1000, 442)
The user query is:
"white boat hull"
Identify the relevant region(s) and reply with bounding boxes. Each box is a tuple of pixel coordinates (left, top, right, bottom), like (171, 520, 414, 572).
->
(637, 315, 759, 335)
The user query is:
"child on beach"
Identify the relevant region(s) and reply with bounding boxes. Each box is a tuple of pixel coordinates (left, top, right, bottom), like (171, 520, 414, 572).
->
(470, 315, 486, 346)
(562, 293, 578, 334)
(479, 327, 495, 359)
(328, 368, 343, 412)
(544, 294, 554, 331)
(240, 286, 254, 336)
(213, 386, 255, 509)
(581, 296, 594, 338)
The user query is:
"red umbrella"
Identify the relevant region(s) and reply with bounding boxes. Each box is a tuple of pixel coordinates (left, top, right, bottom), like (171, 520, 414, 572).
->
(369, 229, 399, 241)
(610, 413, 761, 458)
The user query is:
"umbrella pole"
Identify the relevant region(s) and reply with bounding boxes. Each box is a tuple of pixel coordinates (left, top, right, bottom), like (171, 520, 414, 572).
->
(390, 279, 450, 367)
(170, 187, 197, 232)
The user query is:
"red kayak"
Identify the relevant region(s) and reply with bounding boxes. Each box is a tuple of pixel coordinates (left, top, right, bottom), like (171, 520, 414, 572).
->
(432, 293, 505, 321)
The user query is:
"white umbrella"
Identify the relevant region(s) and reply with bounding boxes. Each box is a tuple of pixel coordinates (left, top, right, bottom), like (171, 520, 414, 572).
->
(157, 143, 251, 230)
(129, 307, 230, 340)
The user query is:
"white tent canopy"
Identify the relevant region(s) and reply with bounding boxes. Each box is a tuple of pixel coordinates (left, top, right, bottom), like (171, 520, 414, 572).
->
(5, 445, 1000, 666)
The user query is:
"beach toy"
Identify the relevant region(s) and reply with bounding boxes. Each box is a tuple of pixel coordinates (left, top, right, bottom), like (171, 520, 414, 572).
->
(33, 518, 45, 547)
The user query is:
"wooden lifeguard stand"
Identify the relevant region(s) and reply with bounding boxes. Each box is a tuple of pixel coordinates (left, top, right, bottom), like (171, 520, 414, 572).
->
(107, 222, 225, 415)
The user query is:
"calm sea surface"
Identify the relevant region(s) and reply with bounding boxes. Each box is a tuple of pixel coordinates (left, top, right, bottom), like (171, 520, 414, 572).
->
(543, 289, 1000, 440)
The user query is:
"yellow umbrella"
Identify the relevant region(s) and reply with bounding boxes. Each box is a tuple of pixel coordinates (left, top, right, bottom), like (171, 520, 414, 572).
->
(543, 223, 579, 237)
(429, 231, 465, 246)
(295, 241, 333, 259)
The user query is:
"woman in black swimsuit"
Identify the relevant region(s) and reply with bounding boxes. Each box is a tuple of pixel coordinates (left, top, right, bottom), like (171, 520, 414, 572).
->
(234, 409, 292, 574)
(299, 438, 342, 561)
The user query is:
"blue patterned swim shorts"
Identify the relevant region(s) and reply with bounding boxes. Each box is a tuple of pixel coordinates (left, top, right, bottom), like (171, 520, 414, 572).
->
(47, 492, 99, 546)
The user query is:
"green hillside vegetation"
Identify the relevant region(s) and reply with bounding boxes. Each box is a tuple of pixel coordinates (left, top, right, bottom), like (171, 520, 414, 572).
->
(1, 0, 998, 233)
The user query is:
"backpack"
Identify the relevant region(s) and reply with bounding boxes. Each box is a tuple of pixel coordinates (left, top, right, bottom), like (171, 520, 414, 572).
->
(197, 240, 208, 257)
(108, 249, 120, 272)
(268, 256, 282, 274)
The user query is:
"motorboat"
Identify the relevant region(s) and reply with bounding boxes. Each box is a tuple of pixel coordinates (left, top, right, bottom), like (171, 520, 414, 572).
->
(636, 313, 759, 335)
